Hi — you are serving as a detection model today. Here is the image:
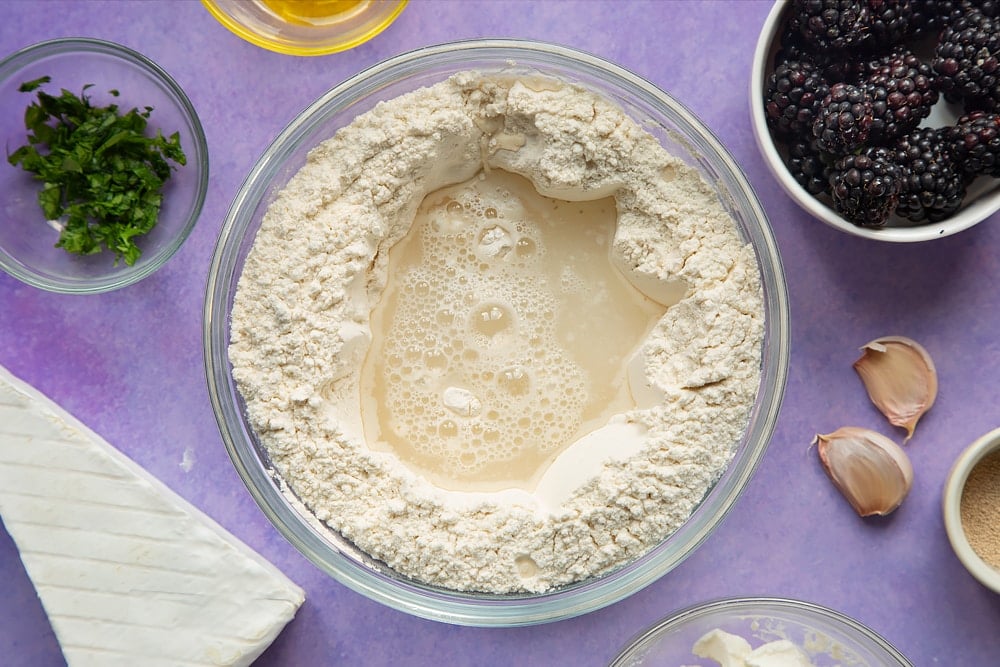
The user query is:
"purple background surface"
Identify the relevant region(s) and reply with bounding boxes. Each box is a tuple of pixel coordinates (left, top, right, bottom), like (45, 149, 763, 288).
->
(2, 1, 999, 665)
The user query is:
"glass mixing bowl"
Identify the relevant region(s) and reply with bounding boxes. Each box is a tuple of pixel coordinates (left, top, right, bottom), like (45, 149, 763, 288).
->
(0, 38, 208, 293)
(204, 39, 790, 626)
(611, 597, 912, 666)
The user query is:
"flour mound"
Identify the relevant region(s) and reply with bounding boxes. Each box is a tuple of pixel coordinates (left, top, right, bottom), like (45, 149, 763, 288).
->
(229, 71, 764, 594)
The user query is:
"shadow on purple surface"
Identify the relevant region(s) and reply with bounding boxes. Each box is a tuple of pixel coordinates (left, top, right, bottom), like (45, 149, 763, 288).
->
(0, 522, 65, 667)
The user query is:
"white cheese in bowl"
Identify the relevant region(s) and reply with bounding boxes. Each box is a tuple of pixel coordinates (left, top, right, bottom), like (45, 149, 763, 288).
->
(690, 629, 816, 667)
(0, 365, 304, 666)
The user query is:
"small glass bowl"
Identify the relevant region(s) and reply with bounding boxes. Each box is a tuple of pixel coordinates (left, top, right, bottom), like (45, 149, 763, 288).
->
(0, 38, 208, 294)
(943, 428, 1000, 594)
(205, 39, 790, 626)
(201, 0, 408, 56)
(610, 597, 913, 666)
(750, 1, 1000, 242)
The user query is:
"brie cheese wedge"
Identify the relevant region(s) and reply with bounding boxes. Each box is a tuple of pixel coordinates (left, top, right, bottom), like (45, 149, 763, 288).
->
(0, 366, 305, 666)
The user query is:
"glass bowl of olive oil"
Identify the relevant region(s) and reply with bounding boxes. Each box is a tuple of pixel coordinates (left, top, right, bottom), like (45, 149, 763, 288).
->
(201, 0, 408, 56)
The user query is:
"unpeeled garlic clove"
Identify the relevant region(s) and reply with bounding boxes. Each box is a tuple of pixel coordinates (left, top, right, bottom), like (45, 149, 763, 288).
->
(814, 426, 913, 517)
(853, 335, 937, 442)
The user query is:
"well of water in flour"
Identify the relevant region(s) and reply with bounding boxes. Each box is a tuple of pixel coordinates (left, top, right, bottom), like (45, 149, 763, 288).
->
(360, 170, 675, 493)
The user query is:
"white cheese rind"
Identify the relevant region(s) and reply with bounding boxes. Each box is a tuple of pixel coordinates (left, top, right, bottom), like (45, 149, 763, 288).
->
(0, 365, 305, 667)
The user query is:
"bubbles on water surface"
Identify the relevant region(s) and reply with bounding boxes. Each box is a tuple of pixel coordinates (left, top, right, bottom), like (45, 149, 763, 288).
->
(360, 170, 665, 490)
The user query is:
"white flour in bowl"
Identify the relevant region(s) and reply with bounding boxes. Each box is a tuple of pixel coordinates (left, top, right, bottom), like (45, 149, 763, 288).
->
(229, 71, 764, 594)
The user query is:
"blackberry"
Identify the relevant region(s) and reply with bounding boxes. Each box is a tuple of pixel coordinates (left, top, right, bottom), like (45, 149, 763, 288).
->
(829, 147, 904, 227)
(869, 0, 918, 44)
(894, 127, 968, 222)
(774, 27, 865, 83)
(861, 49, 938, 144)
(765, 59, 832, 139)
(812, 83, 875, 154)
(786, 138, 833, 195)
(932, 7, 1000, 110)
(910, 0, 997, 35)
(909, 0, 962, 35)
(788, 0, 874, 52)
(962, 0, 1000, 19)
(946, 110, 1000, 176)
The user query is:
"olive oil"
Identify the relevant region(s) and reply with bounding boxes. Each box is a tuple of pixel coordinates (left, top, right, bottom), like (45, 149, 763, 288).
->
(260, 0, 368, 26)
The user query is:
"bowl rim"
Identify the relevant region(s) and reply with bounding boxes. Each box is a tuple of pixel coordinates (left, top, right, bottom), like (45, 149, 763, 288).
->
(204, 37, 790, 626)
(749, 0, 1000, 243)
(199, 0, 409, 57)
(609, 595, 913, 666)
(942, 427, 1000, 594)
(0, 36, 209, 294)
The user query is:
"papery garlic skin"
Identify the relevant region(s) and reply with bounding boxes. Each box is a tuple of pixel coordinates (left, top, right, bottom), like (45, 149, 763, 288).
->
(814, 426, 914, 517)
(853, 336, 937, 442)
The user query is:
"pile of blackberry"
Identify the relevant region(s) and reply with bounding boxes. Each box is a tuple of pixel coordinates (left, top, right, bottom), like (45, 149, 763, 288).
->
(765, 0, 1000, 227)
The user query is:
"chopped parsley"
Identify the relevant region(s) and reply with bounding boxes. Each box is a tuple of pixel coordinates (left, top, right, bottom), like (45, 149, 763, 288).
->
(7, 76, 187, 266)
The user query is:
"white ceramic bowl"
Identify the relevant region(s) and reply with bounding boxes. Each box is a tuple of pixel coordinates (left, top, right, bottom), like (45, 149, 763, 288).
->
(750, 0, 1000, 242)
(610, 597, 912, 666)
(943, 427, 1000, 594)
(205, 39, 790, 626)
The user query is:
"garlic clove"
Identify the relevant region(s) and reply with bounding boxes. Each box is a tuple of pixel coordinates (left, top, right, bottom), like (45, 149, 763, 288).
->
(853, 335, 937, 442)
(814, 426, 914, 517)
